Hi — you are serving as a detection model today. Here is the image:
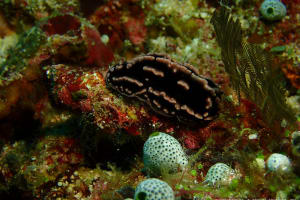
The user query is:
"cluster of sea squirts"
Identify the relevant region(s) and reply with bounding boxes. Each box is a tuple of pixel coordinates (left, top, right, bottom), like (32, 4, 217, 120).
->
(133, 131, 296, 199)
(0, 0, 299, 199)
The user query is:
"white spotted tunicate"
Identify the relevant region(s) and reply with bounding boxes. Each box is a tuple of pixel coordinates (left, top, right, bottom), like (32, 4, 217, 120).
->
(134, 178, 175, 200)
(267, 153, 292, 173)
(204, 163, 236, 186)
(143, 132, 188, 176)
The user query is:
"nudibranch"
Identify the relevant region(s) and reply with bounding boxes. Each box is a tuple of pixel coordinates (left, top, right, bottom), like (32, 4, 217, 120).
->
(105, 53, 221, 123)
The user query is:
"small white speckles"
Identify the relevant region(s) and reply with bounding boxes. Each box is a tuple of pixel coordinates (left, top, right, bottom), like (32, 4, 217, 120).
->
(101, 34, 109, 45)
(126, 63, 133, 69)
(206, 97, 212, 109)
(116, 65, 123, 70)
(177, 80, 190, 90)
(113, 76, 144, 87)
(195, 113, 203, 119)
(153, 99, 161, 108)
(86, 84, 92, 90)
(248, 133, 257, 140)
(204, 116, 213, 121)
(125, 88, 132, 94)
(143, 66, 164, 77)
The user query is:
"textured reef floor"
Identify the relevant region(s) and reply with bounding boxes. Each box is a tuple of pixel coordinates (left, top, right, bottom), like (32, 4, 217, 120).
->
(0, 0, 299, 199)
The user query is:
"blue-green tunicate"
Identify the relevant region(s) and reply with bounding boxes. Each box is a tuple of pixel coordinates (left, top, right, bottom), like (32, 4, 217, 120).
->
(260, 0, 287, 21)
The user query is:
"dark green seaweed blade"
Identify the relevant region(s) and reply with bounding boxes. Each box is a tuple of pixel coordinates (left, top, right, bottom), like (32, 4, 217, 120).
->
(211, 7, 243, 99)
(211, 6, 296, 125)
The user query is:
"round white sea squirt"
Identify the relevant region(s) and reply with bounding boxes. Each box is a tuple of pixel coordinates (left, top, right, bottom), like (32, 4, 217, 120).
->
(134, 178, 175, 200)
(143, 132, 188, 176)
(267, 153, 292, 173)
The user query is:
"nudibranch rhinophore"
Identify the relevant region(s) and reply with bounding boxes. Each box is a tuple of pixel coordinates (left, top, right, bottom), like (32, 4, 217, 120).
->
(105, 53, 221, 123)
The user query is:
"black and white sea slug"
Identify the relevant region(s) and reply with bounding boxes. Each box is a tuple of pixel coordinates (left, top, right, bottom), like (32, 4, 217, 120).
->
(105, 53, 221, 123)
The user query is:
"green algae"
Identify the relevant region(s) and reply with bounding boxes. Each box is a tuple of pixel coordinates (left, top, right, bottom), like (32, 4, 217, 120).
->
(0, 26, 46, 86)
(23, 0, 79, 16)
(211, 6, 296, 126)
(0, 35, 18, 63)
(149, 132, 160, 137)
(0, 0, 23, 20)
(270, 45, 286, 53)
(0, 0, 79, 20)
(145, 0, 221, 69)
